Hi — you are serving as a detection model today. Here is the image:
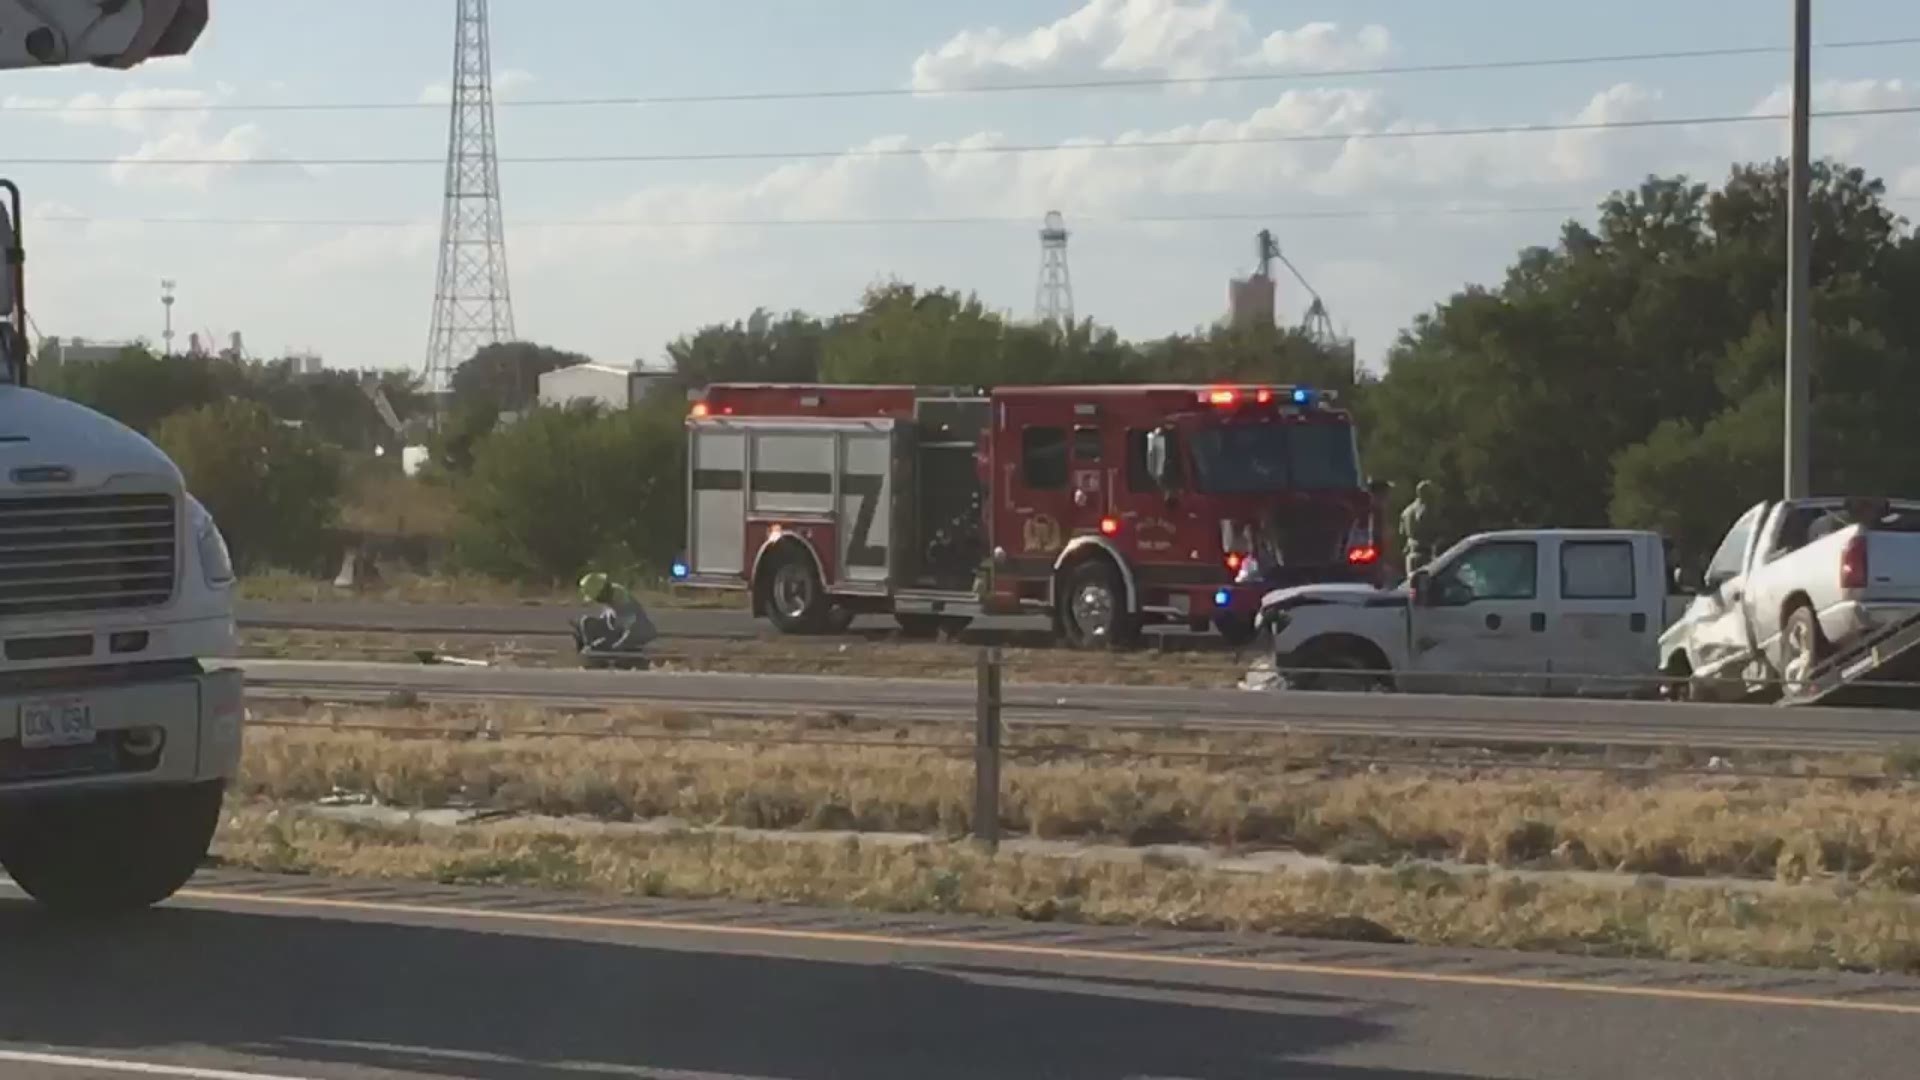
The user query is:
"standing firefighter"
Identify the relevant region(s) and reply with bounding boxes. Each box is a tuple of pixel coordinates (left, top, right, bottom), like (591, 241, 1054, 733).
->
(1400, 480, 1443, 575)
(575, 572, 659, 664)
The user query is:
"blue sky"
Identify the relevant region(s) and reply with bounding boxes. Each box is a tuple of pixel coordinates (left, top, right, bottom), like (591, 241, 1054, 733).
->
(6, 0, 1918, 374)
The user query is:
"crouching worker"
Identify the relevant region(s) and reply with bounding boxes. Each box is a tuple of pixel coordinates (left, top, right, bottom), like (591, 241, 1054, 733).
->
(575, 571, 659, 668)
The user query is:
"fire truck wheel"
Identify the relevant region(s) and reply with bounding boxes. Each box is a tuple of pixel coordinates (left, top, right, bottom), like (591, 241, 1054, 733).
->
(0, 781, 225, 916)
(763, 551, 829, 634)
(1059, 560, 1140, 649)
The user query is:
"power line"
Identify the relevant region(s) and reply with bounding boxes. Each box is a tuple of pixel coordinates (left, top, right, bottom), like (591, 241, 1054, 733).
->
(30, 199, 1918, 231)
(8, 36, 1919, 114)
(14, 105, 1917, 169)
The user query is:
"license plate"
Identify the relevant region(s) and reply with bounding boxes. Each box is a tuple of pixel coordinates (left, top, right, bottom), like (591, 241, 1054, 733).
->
(19, 698, 95, 750)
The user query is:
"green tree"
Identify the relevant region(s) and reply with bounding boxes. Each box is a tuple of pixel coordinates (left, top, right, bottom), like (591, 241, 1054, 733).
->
(452, 341, 590, 415)
(153, 400, 343, 573)
(40, 348, 249, 434)
(453, 396, 685, 584)
(666, 308, 825, 387)
(1362, 159, 1919, 551)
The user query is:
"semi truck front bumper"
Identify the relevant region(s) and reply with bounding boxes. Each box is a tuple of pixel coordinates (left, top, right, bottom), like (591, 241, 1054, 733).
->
(0, 666, 243, 797)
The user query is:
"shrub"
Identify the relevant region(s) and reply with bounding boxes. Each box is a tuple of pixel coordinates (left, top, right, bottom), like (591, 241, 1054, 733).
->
(452, 398, 684, 584)
(153, 400, 344, 573)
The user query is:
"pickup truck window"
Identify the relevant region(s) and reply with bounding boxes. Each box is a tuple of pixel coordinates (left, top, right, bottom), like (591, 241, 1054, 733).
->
(1432, 541, 1538, 605)
(1562, 541, 1636, 599)
(1706, 502, 1766, 584)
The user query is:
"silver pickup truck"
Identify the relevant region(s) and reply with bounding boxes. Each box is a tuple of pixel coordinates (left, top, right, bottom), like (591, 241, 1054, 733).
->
(1659, 497, 1920, 700)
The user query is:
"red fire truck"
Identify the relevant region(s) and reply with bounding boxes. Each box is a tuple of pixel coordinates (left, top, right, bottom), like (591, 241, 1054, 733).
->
(678, 382, 1386, 647)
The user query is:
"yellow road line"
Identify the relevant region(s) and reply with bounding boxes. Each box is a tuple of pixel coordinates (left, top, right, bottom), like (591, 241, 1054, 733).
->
(177, 888, 1920, 1018)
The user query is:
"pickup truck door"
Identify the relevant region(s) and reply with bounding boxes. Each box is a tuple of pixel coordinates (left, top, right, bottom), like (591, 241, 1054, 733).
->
(1408, 537, 1549, 695)
(1683, 501, 1770, 690)
(1545, 536, 1663, 696)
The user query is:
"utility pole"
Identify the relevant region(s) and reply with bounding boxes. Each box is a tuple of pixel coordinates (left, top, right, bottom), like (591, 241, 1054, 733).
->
(1784, 0, 1813, 499)
(160, 279, 176, 357)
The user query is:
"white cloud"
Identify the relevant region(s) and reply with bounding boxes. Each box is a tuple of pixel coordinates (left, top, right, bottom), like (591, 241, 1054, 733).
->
(910, 0, 1389, 91)
(109, 122, 271, 191)
(1, 84, 292, 190)
(287, 222, 439, 278)
(419, 67, 537, 105)
(1251, 22, 1393, 71)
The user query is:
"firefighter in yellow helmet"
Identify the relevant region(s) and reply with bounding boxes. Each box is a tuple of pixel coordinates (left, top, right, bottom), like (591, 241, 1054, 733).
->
(574, 571, 658, 663)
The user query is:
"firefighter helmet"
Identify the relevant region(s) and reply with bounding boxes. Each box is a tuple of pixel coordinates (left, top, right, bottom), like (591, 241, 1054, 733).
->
(579, 571, 611, 604)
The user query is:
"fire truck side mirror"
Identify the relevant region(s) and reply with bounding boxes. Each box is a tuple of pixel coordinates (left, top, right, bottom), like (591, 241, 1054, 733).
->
(1145, 427, 1176, 492)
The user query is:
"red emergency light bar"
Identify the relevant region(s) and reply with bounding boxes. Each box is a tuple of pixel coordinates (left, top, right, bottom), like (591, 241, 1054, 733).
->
(1198, 386, 1329, 409)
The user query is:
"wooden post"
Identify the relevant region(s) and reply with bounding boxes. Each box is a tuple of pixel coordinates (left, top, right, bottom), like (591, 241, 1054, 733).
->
(973, 647, 1003, 851)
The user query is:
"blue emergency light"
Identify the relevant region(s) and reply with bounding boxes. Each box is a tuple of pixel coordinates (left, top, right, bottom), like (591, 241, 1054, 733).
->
(671, 560, 690, 580)
(1214, 589, 1232, 608)
(1292, 387, 1314, 406)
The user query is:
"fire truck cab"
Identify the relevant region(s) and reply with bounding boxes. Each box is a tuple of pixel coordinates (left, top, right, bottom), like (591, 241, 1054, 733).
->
(682, 383, 1383, 647)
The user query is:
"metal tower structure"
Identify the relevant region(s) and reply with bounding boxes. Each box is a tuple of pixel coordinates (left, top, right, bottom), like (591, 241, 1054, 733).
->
(1034, 211, 1074, 327)
(424, 0, 515, 394)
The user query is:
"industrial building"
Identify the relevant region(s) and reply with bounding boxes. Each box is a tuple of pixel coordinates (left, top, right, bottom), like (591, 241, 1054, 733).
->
(537, 363, 672, 410)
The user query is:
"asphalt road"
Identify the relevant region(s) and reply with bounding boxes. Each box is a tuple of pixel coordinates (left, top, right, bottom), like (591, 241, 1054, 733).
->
(1, 870, 1914, 1080)
(236, 658, 1920, 752)
(237, 600, 1040, 641)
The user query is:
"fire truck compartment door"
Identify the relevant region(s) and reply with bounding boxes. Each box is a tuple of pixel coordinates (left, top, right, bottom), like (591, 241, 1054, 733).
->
(838, 430, 893, 584)
(691, 428, 748, 575)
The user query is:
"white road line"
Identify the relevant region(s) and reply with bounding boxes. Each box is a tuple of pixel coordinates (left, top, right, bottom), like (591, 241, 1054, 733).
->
(0, 1049, 317, 1080)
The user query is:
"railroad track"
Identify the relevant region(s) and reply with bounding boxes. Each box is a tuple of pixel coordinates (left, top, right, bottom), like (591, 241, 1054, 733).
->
(233, 659, 1920, 753)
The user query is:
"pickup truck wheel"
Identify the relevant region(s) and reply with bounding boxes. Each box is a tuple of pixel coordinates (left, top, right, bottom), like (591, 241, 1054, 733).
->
(1780, 604, 1829, 698)
(1290, 643, 1391, 693)
(1059, 561, 1140, 649)
(0, 781, 225, 916)
(1658, 655, 1694, 702)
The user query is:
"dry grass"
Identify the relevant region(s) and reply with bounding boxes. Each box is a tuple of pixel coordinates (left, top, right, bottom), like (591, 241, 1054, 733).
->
(239, 574, 741, 610)
(213, 803, 1920, 973)
(237, 705, 1920, 890)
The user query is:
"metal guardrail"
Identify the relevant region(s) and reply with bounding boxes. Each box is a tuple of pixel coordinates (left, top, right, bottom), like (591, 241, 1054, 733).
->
(233, 653, 1920, 756)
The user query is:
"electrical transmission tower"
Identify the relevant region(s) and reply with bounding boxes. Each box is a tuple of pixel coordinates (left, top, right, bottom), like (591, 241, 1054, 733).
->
(424, 0, 515, 395)
(1035, 211, 1074, 327)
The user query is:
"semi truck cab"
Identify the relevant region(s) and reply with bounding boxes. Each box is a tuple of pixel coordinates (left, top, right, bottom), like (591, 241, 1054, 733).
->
(0, 172, 241, 913)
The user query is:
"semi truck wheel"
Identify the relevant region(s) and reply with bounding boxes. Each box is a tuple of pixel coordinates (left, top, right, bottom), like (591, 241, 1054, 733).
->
(0, 781, 225, 916)
(1059, 561, 1140, 649)
(763, 552, 829, 634)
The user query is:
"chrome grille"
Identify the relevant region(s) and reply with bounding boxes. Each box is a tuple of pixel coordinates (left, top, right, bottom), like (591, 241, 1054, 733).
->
(0, 493, 177, 618)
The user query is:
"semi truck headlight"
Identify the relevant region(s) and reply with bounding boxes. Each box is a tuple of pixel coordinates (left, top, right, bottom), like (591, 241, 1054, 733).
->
(189, 496, 234, 587)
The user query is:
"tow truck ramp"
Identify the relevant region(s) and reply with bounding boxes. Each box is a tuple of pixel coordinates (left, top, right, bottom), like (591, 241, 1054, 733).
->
(1782, 610, 1920, 708)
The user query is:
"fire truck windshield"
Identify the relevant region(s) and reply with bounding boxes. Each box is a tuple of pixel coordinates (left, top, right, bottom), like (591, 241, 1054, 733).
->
(1189, 422, 1360, 494)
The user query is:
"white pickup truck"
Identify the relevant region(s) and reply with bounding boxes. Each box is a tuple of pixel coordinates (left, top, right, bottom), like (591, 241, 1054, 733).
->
(1659, 497, 1920, 701)
(1257, 529, 1683, 697)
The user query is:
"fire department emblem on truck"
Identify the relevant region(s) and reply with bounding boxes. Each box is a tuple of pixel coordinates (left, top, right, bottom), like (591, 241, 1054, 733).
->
(1023, 514, 1062, 554)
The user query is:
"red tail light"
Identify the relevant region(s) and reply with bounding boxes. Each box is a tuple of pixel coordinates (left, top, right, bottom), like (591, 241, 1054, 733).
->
(1099, 517, 1121, 537)
(1841, 534, 1868, 590)
(1225, 552, 1244, 573)
(1347, 545, 1380, 566)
